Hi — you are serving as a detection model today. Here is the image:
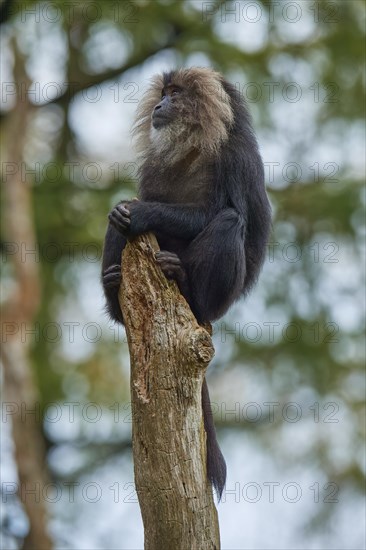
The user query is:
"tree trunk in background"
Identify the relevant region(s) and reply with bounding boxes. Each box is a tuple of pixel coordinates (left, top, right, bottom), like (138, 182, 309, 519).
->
(119, 233, 220, 550)
(1, 42, 53, 550)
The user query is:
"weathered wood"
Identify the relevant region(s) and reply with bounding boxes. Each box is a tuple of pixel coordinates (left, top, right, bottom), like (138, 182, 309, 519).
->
(119, 233, 220, 550)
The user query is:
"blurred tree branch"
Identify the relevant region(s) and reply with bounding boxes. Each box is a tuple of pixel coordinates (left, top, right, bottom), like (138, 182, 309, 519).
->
(1, 38, 53, 550)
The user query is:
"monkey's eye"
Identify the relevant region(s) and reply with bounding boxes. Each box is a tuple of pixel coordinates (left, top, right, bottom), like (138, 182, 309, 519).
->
(171, 89, 180, 96)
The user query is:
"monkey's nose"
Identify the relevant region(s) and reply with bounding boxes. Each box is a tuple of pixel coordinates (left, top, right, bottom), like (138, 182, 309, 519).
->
(154, 104, 162, 111)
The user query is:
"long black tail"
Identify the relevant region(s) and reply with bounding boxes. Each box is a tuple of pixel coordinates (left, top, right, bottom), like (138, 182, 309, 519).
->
(202, 377, 226, 499)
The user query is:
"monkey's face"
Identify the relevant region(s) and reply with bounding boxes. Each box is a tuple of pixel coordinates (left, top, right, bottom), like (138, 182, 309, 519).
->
(133, 68, 235, 158)
(152, 85, 183, 130)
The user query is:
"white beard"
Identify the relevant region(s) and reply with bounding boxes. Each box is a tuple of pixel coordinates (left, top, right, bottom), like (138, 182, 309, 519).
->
(149, 122, 191, 164)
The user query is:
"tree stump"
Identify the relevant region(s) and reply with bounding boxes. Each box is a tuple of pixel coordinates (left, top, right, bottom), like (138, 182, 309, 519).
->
(119, 233, 220, 549)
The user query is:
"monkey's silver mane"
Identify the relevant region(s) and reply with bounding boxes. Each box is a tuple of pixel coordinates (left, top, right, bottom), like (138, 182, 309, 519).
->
(132, 67, 234, 163)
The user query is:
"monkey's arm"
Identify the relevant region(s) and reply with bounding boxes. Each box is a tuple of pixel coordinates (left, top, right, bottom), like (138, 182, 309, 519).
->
(109, 201, 208, 240)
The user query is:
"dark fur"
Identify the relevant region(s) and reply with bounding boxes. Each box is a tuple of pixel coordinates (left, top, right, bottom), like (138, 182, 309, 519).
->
(102, 68, 271, 499)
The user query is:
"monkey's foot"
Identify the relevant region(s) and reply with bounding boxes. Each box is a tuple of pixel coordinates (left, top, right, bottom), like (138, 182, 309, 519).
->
(155, 251, 186, 282)
(102, 264, 122, 288)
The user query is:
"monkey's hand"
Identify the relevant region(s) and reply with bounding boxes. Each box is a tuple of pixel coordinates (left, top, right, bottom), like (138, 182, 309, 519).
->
(108, 203, 131, 235)
(108, 199, 144, 236)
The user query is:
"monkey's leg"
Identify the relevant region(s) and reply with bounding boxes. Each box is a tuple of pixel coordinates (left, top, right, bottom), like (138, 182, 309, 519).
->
(184, 208, 246, 323)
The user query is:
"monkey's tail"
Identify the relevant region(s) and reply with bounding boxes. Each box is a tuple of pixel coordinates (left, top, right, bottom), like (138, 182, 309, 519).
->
(202, 377, 227, 500)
